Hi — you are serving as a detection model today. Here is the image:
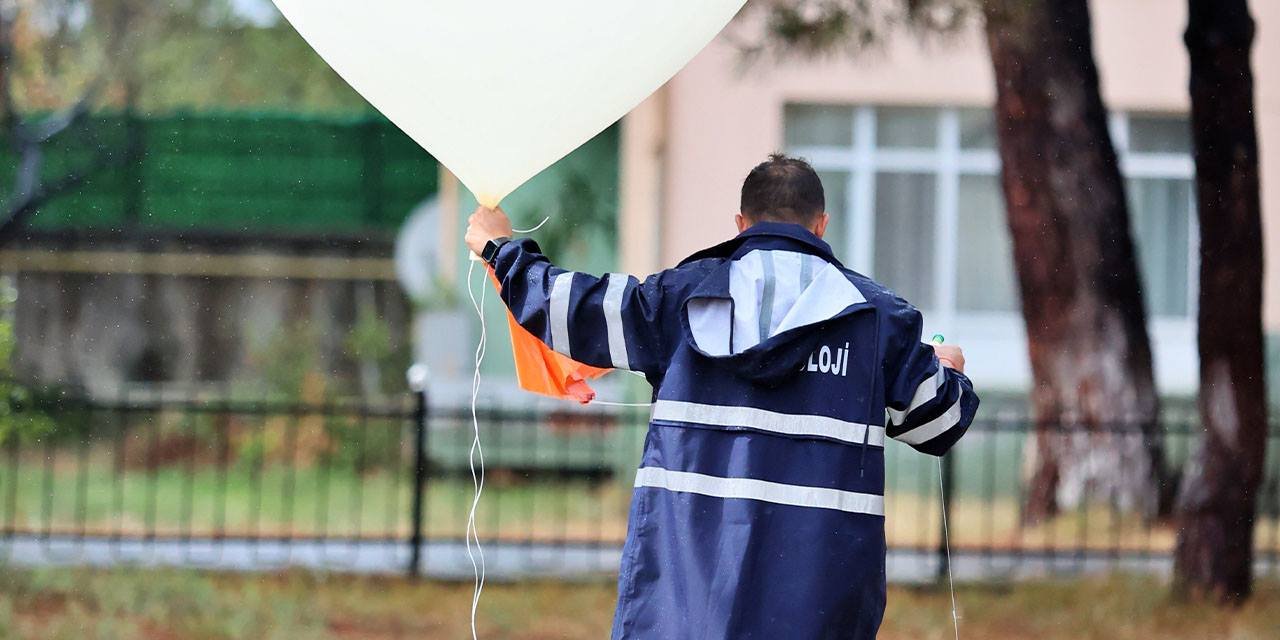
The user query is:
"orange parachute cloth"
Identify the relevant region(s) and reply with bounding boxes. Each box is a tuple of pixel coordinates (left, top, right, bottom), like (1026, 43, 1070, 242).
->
(487, 269, 610, 403)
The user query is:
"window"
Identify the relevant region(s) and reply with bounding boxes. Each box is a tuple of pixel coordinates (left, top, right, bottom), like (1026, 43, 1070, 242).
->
(784, 105, 1196, 321)
(1119, 114, 1197, 318)
(873, 171, 936, 306)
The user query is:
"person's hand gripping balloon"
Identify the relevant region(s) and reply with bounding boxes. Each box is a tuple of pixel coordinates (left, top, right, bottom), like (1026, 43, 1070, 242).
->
(465, 206, 515, 257)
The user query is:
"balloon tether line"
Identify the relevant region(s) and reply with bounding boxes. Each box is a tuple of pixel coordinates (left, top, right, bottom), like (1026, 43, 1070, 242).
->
(513, 216, 550, 234)
(465, 258, 488, 640)
(939, 455, 959, 640)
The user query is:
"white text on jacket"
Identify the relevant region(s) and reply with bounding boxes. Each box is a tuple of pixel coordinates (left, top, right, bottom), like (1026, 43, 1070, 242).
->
(802, 342, 850, 377)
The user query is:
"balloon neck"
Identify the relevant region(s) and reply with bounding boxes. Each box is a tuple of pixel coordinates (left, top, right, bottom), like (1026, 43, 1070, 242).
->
(477, 195, 502, 209)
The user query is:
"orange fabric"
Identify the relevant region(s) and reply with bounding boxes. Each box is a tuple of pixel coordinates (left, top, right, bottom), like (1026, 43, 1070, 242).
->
(488, 269, 610, 403)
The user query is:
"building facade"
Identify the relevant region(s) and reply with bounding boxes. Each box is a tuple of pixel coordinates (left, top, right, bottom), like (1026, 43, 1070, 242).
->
(615, 0, 1280, 395)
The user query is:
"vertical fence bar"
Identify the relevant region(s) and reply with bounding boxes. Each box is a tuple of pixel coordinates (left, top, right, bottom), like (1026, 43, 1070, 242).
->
(352, 409, 367, 542)
(937, 451, 956, 584)
(407, 368, 430, 578)
(4, 429, 19, 554)
(215, 400, 229, 550)
(40, 434, 53, 542)
(983, 420, 996, 573)
(111, 388, 126, 559)
(145, 407, 158, 543)
(181, 413, 196, 546)
(283, 409, 299, 546)
(75, 423, 89, 541)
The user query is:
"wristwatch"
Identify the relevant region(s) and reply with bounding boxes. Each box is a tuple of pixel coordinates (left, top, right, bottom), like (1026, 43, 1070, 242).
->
(481, 236, 511, 264)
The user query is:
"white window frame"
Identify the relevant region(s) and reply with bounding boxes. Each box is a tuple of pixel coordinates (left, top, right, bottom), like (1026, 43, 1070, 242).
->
(789, 106, 1198, 393)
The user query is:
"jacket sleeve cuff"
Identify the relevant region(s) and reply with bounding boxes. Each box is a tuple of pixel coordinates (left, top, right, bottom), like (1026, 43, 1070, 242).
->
(489, 237, 544, 276)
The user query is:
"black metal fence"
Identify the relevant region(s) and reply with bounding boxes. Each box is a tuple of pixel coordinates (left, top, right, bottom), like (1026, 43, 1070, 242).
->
(2, 389, 1279, 580)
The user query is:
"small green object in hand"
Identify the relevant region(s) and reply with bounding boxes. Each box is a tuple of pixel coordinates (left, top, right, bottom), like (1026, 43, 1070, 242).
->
(930, 334, 946, 345)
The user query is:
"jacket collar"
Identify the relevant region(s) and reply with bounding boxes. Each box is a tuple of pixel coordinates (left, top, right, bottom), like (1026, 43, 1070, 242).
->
(680, 221, 867, 316)
(677, 222, 844, 269)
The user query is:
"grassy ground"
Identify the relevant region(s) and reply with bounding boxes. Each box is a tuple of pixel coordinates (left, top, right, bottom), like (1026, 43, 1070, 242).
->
(0, 567, 1278, 639)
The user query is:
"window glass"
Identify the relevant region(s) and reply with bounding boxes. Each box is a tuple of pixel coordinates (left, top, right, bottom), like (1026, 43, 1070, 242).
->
(784, 104, 855, 147)
(1128, 177, 1193, 317)
(875, 107, 936, 148)
(784, 104, 1195, 321)
(958, 108, 997, 150)
(1128, 115, 1192, 154)
(956, 174, 1018, 312)
(817, 170, 850, 260)
(874, 172, 936, 308)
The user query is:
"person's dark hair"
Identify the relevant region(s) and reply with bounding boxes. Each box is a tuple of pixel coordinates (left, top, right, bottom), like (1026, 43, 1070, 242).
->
(739, 153, 825, 224)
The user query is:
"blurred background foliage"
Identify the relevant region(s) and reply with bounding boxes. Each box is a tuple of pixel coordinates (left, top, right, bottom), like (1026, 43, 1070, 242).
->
(9, 0, 365, 115)
(0, 278, 55, 444)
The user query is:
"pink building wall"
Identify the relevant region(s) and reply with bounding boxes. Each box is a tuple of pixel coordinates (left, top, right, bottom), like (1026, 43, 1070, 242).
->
(624, 0, 1277, 324)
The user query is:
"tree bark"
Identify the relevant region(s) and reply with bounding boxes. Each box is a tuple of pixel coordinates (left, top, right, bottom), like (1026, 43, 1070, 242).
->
(0, 6, 109, 245)
(982, 0, 1166, 522)
(1173, 0, 1266, 604)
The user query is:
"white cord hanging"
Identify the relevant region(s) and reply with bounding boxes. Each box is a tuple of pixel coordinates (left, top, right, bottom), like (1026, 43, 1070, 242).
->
(938, 456, 960, 640)
(465, 258, 488, 640)
(513, 215, 550, 234)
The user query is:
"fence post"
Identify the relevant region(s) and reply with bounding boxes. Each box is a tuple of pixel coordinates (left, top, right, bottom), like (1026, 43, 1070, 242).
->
(937, 452, 956, 585)
(407, 364, 430, 578)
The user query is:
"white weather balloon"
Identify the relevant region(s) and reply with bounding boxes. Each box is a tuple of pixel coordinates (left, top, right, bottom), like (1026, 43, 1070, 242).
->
(271, 0, 747, 206)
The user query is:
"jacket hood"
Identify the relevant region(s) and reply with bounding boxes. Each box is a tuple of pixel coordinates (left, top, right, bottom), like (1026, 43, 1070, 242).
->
(679, 223, 873, 385)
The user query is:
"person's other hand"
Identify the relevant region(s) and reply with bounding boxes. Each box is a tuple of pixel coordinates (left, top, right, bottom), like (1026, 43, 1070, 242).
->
(465, 206, 514, 256)
(933, 344, 965, 373)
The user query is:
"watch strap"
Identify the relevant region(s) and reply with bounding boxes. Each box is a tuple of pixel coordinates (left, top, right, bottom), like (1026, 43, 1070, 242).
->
(481, 236, 512, 263)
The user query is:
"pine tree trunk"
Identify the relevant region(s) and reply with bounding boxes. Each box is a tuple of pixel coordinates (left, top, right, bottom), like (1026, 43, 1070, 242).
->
(982, 0, 1166, 522)
(1173, 0, 1266, 604)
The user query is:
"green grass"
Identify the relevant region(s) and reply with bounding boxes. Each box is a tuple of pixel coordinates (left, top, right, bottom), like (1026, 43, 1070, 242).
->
(0, 567, 1278, 639)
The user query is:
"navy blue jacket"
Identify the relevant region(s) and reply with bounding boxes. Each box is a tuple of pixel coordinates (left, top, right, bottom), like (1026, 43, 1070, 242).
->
(489, 222, 979, 639)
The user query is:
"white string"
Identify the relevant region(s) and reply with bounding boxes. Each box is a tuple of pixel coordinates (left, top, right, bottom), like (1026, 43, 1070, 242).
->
(465, 258, 488, 640)
(513, 216, 550, 234)
(938, 456, 960, 640)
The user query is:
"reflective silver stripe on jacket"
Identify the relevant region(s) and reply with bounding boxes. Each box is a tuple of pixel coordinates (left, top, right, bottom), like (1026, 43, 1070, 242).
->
(651, 400, 885, 447)
(548, 271, 574, 356)
(602, 273, 631, 369)
(894, 389, 966, 445)
(887, 366, 944, 427)
(634, 467, 885, 516)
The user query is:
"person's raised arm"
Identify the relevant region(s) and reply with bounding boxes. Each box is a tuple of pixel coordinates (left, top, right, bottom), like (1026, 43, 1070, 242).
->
(465, 206, 665, 376)
(880, 301, 979, 456)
